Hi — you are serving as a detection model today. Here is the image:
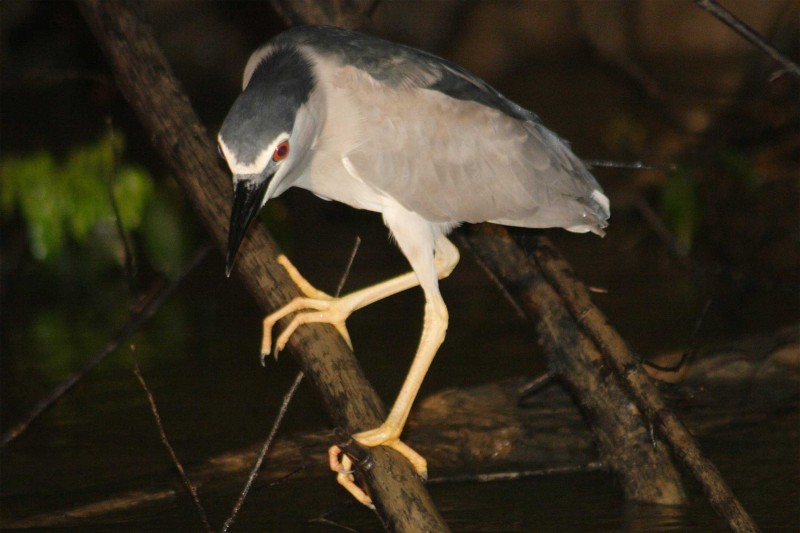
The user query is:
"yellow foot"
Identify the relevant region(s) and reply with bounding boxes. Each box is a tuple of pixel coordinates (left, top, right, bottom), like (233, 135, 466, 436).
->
(261, 255, 353, 363)
(354, 425, 428, 479)
(329, 435, 427, 508)
(329, 445, 375, 509)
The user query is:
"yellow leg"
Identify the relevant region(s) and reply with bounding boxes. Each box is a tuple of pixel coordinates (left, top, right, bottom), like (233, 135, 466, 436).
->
(262, 244, 457, 360)
(265, 232, 459, 505)
(349, 294, 447, 478)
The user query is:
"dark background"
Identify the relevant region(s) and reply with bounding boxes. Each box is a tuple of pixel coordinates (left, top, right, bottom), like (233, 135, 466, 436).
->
(2, 1, 798, 531)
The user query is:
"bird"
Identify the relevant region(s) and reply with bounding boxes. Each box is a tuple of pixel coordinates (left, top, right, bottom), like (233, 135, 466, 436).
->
(218, 25, 609, 506)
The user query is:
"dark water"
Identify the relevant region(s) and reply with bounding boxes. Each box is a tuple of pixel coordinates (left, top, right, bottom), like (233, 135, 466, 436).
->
(2, 201, 798, 532)
(2, 343, 798, 532)
(2, 356, 798, 531)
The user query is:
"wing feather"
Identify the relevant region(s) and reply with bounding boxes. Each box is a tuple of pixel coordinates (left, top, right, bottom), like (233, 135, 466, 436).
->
(344, 83, 607, 233)
(284, 26, 610, 233)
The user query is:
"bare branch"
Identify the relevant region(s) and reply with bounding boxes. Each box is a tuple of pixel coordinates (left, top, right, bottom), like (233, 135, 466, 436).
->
(335, 236, 361, 297)
(133, 360, 213, 533)
(695, 0, 800, 80)
(583, 159, 677, 173)
(522, 234, 761, 533)
(221, 371, 305, 533)
(105, 118, 138, 287)
(427, 462, 604, 485)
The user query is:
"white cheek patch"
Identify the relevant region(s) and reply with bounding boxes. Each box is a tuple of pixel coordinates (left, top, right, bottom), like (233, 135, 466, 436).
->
(218, 134, 290, 177)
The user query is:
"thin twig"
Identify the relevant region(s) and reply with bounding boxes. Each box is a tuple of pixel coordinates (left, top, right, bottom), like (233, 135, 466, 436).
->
(427, 461, 605, 485)
(335, 236, 361, 298)
(641, 297, 713, 373)
(454, 232, 527, 320)
(220, 371, 305, 533)
(20, 67, 114, 88)
(1, 244, 211, 447)
(584, 159, 677, 173)
(105, 117, 137, 287)
(221, 237, 362, 532)
(267, 466, 307, 487)
(517, 372, 557, 407)
(133, 360, 213, 533)
(309, 506, 361, 532)
(695, 0, 800, 80)
(632, 194, 692, 263)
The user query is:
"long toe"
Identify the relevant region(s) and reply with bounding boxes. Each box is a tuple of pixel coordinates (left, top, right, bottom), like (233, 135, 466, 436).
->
(353, 427, 428, 479)
(387, 439, 428, 479)
(329, 445, 375, 508)
(259, 293, 354, 363)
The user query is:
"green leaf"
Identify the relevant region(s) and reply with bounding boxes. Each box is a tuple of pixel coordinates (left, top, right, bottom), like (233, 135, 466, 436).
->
(112, 165, 154, 232)
(1, 133, 155, 262)
(662, 170, 699, 254)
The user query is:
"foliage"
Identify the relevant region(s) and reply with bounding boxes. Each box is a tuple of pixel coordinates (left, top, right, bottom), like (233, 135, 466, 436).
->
(662, 150, 760, 254)
(1, 133, 199, 378)
(1, 132, 152, 261)
(0, 132, 194, 274)
(662, 168, 699, 255)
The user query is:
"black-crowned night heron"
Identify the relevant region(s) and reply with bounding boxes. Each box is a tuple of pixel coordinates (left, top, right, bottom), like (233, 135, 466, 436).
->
(219, 25, 609, 505)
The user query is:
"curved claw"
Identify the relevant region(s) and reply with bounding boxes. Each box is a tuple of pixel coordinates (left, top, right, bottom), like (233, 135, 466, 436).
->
(260, 296, 354, 362)
(261, 296, 329, 357)
(329, 445, 374, 509)
(327, 434, 427, 508)
(259, 254, 355, 364)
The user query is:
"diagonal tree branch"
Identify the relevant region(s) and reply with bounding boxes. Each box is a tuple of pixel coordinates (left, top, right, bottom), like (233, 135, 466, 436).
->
(458, 227, 687, 506)
(459, 226, 761, 532)
(77, 1, 447, 531)
(695, 0, 800, 80)
(519, 232, 761, 533)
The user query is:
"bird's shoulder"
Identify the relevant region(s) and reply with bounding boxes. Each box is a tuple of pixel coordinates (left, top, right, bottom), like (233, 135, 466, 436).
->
(261, 25, 536, 122)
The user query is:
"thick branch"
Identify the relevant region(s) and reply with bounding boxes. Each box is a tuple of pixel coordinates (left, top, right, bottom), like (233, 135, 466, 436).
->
(458, 226, 686, 505)
(77, 1, 447, 530)
(514, 231, 760, 533)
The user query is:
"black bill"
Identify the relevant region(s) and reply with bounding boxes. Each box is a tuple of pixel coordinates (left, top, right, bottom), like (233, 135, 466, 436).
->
(226, 179, 269, 277)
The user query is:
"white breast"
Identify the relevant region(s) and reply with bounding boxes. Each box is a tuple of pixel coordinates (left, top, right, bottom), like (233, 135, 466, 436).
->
(292, 53, 387, 214)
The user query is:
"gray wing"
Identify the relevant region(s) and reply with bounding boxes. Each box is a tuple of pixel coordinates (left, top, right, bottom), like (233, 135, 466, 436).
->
(346, 87, 609, 233)
(280, 26, 609, 232)
(273, 25, 534, 121)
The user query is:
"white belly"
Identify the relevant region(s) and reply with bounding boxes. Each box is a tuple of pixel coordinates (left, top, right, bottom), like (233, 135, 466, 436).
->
(297, 148, 385, 213)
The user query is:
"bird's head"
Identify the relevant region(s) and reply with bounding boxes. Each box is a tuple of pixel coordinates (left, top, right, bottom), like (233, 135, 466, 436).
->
(218, 46, 317, 276)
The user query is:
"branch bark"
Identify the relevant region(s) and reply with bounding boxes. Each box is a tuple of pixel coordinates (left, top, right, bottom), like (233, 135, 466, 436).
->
(458, 226, 686, 505)
(459, 225, 760, 533)
(78, 1, 447, 531)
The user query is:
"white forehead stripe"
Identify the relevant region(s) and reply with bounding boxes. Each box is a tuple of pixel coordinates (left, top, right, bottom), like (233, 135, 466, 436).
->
(242, 44, 314, 89)
(242, 45, 275, 89)
(218, 133, 289, 176)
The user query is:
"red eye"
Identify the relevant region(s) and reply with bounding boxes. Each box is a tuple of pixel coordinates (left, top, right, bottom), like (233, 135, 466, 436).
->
(273, 140, 290, 161)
